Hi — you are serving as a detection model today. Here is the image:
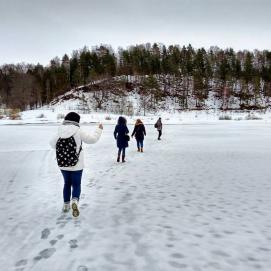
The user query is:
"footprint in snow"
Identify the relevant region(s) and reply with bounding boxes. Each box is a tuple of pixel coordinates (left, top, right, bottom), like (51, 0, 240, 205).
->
(80, 203, 88, 209)
(57, 223, 67, 229)
(69, 239, 78, 249)
(166, 244, 174, 248)
(74, 220, 81, 228)
(258, 247, 271, 252)
(56, 214, 72, 228)
(57, 215, 66, 221)
(49, 239, 58, 246)
(41, 228, 51, 239)
(57, 234, 64, 240)
(168, 261, 187, 269)
(77, 266, 88, 271)
(33, 248, 56, 261)
(170, 253, 185, 259)
(15, 259, 27, 267)
(211, 250, 231, 258)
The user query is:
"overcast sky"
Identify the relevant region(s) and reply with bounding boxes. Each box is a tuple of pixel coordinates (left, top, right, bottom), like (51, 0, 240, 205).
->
(0, 0, 270, 65)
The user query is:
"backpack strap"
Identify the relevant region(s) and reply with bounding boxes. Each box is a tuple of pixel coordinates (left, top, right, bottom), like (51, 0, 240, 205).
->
(71, 129, 82, 157)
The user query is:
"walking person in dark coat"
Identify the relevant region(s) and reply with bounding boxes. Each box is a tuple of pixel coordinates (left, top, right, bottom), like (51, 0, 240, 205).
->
(114, 116, 129, 162)
(155, 117, 162, 140)
(131, 119, 146, 152)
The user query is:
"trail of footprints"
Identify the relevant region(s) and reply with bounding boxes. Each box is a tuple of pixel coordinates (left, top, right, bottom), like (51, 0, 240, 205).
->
(16, 196, 93, 270)
(14, 168, 271, 270)
(14, 210, 86, 271)
(15, 231, 65, 270)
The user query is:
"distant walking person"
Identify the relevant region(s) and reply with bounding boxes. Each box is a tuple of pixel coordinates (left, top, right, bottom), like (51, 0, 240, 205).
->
(131, 119, 146, 152)
(114, 116, 129, 162)
(155, 117, 162, 140)
(50, 112, 103, 217)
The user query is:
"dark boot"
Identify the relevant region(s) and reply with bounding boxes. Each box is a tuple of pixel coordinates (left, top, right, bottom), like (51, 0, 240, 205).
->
(141, 147, 143, 152)
(117, 155, 120, 162)
(122, 155, 126, 163)
(137, 148, 140, 152)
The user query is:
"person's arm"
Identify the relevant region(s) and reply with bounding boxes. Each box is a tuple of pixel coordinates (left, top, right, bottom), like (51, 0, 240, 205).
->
(126, 126, 129, 134)
(114, 125, 118, 139)
(143, 125, 146, 136)
(131, 126, 136, 137)
(80, 125, 103, 144)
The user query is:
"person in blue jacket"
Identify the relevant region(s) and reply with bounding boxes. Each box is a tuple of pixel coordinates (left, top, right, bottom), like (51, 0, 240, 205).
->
(114, 116, 129, 162)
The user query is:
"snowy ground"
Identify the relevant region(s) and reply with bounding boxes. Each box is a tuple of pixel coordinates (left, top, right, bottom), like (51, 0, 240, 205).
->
(1, 123, 271, 271)
(1, 108, 271, 125)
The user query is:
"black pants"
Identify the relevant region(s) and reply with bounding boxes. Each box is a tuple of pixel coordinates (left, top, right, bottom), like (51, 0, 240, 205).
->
(158, 130, 162, 139)
(118, 147, 126, 157)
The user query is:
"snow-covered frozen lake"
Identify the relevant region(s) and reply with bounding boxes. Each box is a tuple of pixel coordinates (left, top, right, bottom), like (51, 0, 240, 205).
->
(1, 123, 271, 271)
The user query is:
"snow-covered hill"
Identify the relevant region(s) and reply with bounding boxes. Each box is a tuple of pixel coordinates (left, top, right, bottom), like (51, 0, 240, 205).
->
(48, 75, 269, 113)
(1, 75, 271, 125)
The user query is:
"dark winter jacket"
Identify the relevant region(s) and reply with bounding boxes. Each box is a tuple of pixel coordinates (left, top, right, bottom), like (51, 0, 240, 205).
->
(155, 119, 162, 130)
(114, 124, 129, 148)
(131, 124, 146, 141)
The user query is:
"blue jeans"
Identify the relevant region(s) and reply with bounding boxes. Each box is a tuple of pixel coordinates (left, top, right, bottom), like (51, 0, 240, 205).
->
(137, 139, 144, 149)
(61, 170, 83, 203)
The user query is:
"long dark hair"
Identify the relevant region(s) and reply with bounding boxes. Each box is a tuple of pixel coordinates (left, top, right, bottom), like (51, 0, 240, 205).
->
(117, 116, 127, 125)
